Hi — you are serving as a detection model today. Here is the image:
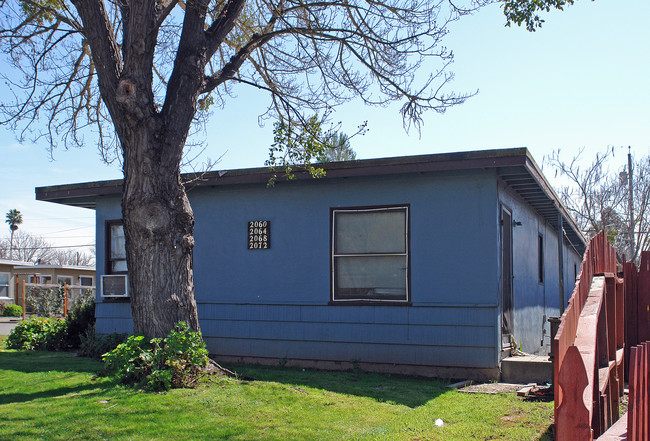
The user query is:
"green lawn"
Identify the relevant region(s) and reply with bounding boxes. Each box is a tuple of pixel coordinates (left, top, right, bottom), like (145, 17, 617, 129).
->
(0, 344, 554, 441)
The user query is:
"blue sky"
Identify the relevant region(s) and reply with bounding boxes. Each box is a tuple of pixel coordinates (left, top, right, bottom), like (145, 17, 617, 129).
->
(1, 0, 648, 251)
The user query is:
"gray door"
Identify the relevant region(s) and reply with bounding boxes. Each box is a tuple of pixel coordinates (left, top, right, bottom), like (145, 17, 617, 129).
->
(501, 206, 514, 344)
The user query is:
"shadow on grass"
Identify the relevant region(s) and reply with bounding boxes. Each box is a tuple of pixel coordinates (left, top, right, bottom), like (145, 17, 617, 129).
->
(0, 382, 116, 405)
(538, 423, 555, 440)
(0, 350, 102, 374)
(224, 363, 448, 408)
(0, 350, 117, 405)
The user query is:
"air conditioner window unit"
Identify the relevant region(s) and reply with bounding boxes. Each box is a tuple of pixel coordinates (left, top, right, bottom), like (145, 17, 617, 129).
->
(101, 274, 129, 298)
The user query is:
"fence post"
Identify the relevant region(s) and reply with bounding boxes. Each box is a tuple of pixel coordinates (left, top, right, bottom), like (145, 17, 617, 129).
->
(63, 282, 68, 317)
(21, 280, 25, 320)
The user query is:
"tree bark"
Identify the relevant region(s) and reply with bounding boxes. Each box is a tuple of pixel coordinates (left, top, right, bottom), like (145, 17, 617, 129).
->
(121, 125, 200, 338)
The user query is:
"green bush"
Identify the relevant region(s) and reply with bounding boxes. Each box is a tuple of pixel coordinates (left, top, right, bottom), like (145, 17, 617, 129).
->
(64, 292, 96, 348)
(78, 326, 127, 359)
(103, 322, 208, 391)
(2, 304, 22, 317)
(26, 287, 65, 317)
(6, 317, 67, 350)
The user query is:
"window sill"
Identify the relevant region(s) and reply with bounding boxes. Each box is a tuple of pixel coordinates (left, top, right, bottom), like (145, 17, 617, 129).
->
(100, 297, 131, 303)
(328, 300, 411, 306)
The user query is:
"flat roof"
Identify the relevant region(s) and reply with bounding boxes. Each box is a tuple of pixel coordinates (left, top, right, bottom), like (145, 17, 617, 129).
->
(13, 264, 95, 271)
(0, 259, 31, 267)
(35, 147, 586, 253)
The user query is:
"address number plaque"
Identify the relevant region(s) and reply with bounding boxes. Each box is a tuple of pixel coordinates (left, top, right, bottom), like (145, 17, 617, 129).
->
(248, 220, 270, 250)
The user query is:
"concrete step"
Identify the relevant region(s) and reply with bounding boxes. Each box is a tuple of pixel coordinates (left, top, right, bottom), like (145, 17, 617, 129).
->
(501, 355, 553, 384)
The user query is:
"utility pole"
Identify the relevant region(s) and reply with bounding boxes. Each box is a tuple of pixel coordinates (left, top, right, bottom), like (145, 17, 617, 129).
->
(628, 147, 635, 261)
(558, 212, 565, 313)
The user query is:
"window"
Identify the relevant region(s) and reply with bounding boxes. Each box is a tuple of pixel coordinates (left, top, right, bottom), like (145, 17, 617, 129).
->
(28, 274, 52, 284)
(79, 276, 94, 287)
(0, 272, 9, 297)
(57, 276, 73, 286)
(538, 234, 544, 284)
(331, 205, 409, 302)
(107, 221, 127, 274)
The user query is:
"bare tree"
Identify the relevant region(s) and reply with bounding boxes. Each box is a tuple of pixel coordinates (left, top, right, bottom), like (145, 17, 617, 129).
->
(1, 231, 95, 265)
(0, 0, 494, 337)
(46, 248, 95, 266)
(0, 231, 54, 263)
(545, 148, 650, 263)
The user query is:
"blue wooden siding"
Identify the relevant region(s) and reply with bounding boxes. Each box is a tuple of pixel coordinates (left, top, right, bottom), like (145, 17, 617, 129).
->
(186, 170, 501, 369)
(95, 167, 583, 371)
(498, 182, 582, 354)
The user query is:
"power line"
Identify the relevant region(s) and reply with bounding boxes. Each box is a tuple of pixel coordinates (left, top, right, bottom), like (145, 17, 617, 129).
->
(3, 243, 95, 251)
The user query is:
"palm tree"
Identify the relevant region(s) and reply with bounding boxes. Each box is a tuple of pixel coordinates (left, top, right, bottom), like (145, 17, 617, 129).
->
(5, 209, 23, 260)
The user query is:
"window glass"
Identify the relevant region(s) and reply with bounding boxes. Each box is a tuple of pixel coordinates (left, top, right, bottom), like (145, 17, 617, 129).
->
(0, 272, 9, 297)
(332, 206, 408, 302)
(335, 210, 406, 254)
(29, 275, 52, 284)
(110, 224, 126, 259)
(108, 222, 127, 274)
(79, 276, 94, 286)
(334, 255, 407, 300)
(58, 276, 73, 286)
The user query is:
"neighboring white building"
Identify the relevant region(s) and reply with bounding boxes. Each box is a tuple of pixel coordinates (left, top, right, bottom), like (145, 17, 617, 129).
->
(0, 258, 31, 305)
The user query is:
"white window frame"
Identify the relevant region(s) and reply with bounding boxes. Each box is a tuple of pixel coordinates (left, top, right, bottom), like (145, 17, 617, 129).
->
(331, 205, 410, 303)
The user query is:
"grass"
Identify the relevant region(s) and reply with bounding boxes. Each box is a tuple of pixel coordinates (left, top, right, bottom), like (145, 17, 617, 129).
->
(0, 340, 554, 441)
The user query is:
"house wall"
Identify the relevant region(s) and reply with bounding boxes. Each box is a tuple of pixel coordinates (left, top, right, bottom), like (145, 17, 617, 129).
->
(498, 182, 582, 355)
(95, 169, 503, 377)
(0, 263, 16, 300)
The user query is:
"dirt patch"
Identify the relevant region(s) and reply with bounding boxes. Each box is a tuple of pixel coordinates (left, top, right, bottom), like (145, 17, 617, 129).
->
(458, 383, 525, 394)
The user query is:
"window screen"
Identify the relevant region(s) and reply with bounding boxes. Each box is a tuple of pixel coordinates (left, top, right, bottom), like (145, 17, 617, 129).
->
(332, 206, 409, 302)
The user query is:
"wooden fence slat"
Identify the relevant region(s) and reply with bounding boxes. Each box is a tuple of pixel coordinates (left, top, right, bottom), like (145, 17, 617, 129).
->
(629, 346, 638, 441)
(639, 253, 650, 343)
(557, 345, 592, 441)
(639, 342, 650, 441)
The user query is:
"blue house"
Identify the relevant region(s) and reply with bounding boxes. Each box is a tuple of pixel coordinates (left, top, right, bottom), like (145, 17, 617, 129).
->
(37, 148, 585, 380)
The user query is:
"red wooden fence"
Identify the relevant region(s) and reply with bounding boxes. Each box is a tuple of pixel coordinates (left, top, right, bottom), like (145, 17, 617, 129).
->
(628, 341, 650, 441)
(626, 252, 650, 375)
(554, 231, 625, 440)
(557, 239, 650, 441)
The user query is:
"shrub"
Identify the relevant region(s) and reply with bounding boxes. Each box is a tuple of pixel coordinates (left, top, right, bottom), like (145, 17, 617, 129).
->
(6, 317, 67, 350)
(26, 286, 64, 317)
(103, 322, 208, 391)
(2, 304, 22, 317)
(64, 292, 96, 348)
(78, 326, 127, 359)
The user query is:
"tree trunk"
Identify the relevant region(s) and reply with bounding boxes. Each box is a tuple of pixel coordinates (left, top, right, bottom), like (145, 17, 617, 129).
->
(121, 126, 200, 338)
(9, 229, 14, 260)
